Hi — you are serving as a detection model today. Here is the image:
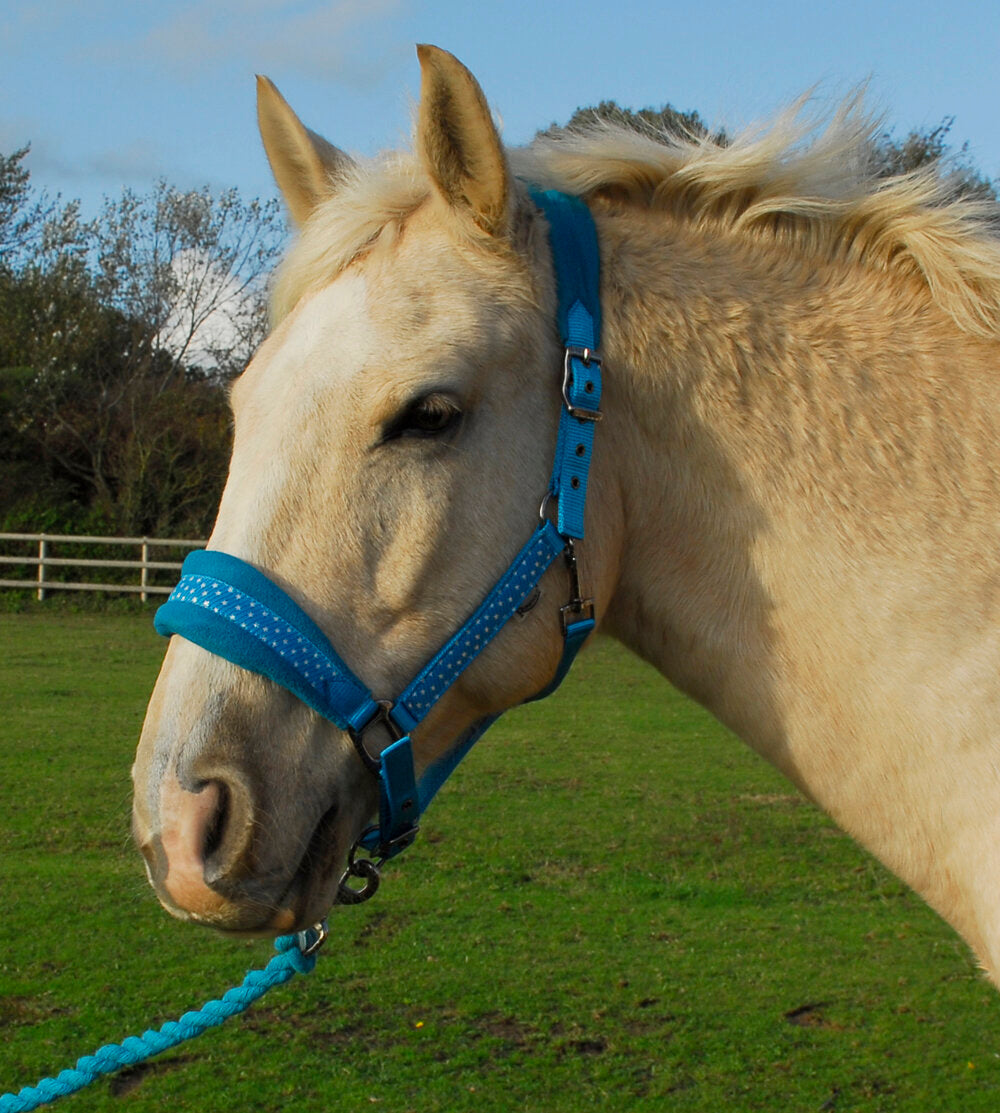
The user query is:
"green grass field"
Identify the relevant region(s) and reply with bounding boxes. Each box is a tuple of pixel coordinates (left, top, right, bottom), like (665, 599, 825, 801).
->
(1, 610, 998, 1112)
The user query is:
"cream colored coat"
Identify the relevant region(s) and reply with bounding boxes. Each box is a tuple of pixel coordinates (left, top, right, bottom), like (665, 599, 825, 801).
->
(134, 47, 1000, 982)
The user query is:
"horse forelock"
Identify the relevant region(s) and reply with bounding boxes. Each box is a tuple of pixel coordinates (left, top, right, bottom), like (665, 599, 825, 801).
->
(270, 154, 431, 324)
(273, 92, 1000, 339)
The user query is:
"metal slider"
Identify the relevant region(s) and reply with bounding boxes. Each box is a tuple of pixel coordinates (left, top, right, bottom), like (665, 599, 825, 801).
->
(560, 539, 595, 633)
(560, 597, 596, 634)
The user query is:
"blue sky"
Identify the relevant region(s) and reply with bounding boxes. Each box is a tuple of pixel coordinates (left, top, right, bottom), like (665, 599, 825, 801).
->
(4, 0, 999, 219)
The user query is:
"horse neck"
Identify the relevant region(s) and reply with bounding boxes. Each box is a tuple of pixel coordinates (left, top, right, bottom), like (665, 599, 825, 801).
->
(591, 202, 1000, 972)
(596, 200, 1000, 747)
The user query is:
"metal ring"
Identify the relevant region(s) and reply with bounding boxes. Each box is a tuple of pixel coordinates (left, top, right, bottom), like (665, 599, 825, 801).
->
(336, 857, 381, 905)
(348, 700, 403, 776)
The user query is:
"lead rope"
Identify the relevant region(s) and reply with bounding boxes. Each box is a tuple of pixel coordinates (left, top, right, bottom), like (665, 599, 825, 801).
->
(0, 923, 327, 1113)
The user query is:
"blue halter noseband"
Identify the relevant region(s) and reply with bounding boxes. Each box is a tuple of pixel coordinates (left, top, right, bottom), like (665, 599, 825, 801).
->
(154, 189, 603, 903)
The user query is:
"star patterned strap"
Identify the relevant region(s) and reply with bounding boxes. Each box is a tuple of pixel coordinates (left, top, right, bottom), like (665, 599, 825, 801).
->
(155, 550, 378, 733)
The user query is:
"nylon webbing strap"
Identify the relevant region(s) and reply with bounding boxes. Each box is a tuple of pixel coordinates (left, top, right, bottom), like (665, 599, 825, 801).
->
(155, 550, 378, 733)
(527, 615, 594, 705)
(375, 735, 419, 855)
(529, 190, 602, 342)
(394, 522, 565, 731)
(529, 189, 603, 540)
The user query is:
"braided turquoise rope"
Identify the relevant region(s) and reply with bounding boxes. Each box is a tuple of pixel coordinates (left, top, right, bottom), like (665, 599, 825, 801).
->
(0, 931, 319, 1112)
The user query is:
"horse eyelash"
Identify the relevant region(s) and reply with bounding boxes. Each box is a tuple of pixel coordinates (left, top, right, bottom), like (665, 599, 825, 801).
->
(380, 392, 464, 443)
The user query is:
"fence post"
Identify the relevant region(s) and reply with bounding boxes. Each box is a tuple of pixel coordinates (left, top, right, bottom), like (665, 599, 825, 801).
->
(140, 538, 149, 603)
(37, 535, 47, 602)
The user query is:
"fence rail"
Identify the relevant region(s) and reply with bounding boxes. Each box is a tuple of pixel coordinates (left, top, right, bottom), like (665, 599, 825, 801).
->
(0, 532, 206, 601)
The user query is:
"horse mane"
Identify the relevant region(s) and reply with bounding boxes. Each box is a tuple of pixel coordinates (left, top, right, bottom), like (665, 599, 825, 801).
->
(274, 95, 1000, 337)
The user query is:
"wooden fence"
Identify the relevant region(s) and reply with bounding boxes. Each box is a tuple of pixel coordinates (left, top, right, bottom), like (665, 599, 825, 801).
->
(0, 532, 206, 601)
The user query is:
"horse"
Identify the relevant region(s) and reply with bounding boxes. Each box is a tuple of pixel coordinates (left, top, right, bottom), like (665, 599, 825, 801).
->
(133, 45, 1000, 983)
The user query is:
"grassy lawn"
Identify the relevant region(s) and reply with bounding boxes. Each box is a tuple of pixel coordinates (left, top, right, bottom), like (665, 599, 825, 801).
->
(1, 609, 998, 1111)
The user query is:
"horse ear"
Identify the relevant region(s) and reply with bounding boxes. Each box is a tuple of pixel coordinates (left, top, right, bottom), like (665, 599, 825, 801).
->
(415, 45, 510, 237)
(256, 75, 353, 226)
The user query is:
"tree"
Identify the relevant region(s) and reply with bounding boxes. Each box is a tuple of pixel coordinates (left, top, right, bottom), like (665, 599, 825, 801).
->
(0, 146, 66, 268)
(0, 162, 286, 536)
(1, 260, 235, 536)
(92, 181, 285, 384)
(540, 100, 721, 144)
(875, 118, 997, 202)
(0, 147, 32, 260)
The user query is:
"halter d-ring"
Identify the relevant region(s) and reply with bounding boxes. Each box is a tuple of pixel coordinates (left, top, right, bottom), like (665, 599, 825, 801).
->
(336, 843, 383, 904)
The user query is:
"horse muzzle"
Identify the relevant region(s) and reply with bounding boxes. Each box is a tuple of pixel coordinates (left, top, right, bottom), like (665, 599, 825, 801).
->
(132, 643, 375, 934)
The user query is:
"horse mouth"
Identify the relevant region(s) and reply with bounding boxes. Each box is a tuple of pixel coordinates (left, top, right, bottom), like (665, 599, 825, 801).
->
(214, 800, 351, 935)
(136, 798, 352, 936)
(278, 801, 350, 929)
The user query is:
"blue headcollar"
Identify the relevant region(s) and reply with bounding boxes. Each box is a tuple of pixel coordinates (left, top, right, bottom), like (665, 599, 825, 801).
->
(154, 188, 603, 901)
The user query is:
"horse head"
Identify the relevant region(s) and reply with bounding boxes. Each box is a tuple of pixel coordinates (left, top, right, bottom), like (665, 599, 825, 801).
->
(132, 47, 619, 933)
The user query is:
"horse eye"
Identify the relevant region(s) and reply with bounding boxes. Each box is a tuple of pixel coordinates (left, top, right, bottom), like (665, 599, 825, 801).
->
(384, 393, 463, 441)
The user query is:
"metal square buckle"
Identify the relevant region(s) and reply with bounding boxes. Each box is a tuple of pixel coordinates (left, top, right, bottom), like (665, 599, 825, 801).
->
(562, 346, 603, 422)
(560, 597, 596, 634)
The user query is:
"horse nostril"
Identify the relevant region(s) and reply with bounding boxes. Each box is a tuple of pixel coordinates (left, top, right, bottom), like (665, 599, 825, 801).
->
(199, 775, 256, 891)
(201, 781, 228, 863)
(158, 769, 260, 915)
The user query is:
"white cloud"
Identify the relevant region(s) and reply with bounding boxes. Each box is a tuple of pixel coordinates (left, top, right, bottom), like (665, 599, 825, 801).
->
(123, 0, 408, 86)
(7, 0, 119, 45)
(0, 117, 38, 154)
(157, 246, 257, 370)
(0, 123, 165, 188)
(88, 140, 167, 183)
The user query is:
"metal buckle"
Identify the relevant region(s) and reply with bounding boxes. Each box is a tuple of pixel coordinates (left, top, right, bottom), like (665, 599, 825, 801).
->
(336, 835, 385, 904)
(348, 700, 404, 775)
(561, 597, 595, 634)
(562, 347, 603, 422)
(336, 855, 381, 905)
(560, 539, 595, 633)
(335, 822, 421, 906)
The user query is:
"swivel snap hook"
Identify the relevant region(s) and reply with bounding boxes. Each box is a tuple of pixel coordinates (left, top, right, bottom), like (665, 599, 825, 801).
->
(296, 919, 329, 956)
